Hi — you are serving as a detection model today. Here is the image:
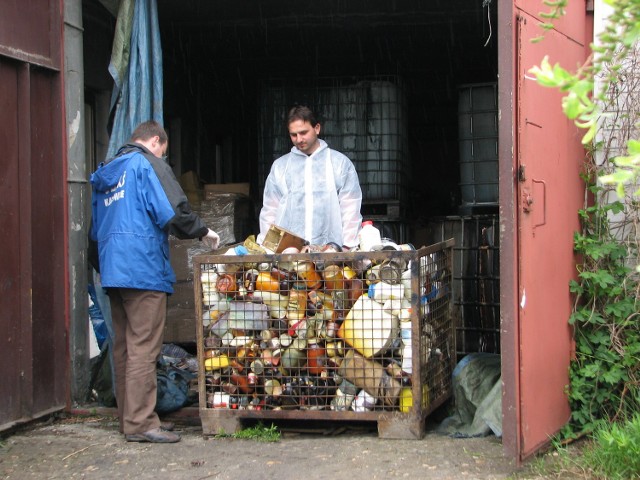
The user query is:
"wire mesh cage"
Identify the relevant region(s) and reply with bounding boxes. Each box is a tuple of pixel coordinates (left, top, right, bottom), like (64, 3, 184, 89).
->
(424, 215, 500, 359)
(193, 240, 455, 438)
(257, 76, 411, 207)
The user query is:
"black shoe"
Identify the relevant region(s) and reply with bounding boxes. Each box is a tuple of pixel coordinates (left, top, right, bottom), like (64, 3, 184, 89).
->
(125, 427, 181, 443)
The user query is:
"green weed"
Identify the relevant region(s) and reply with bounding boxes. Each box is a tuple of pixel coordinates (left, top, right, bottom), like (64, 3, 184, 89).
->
(581, 414, 640, 479)
(214, 422, 281, 442)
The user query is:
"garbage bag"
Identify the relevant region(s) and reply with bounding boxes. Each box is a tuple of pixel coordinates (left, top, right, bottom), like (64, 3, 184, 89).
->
(438, 352, 502, 438)
(155, 357, 196, 414)
(89, 344, 116, 407)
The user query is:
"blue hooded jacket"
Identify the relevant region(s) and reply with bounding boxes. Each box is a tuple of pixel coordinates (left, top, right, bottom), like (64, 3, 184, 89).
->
(90, 144, 205, 293)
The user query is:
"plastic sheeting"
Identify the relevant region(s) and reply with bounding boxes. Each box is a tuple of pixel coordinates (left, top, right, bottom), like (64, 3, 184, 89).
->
(106, 0, 163, 160)
(438, 353, 502, 438)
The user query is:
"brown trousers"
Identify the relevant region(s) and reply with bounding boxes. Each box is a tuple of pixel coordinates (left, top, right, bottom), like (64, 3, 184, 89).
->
(109, 288, 167, 435)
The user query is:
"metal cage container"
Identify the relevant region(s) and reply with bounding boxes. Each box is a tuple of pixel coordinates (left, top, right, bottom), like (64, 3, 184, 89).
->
(193, 240, 454, 439)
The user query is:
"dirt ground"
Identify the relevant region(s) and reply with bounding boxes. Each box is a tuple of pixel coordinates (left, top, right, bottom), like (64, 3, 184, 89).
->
(0, 407, 575, 480)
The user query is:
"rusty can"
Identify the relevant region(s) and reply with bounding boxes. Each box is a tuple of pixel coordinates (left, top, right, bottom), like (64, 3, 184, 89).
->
(287, 289, 307, 320)
(293, 261, 322, 290)
(231, 372, 255, 394)
(216, 273, 238, 295)
(229, 358, 245, 373)
(322, 264, 345, 291)
(306, 338, 328, 375)
(346, 278, 366, 304)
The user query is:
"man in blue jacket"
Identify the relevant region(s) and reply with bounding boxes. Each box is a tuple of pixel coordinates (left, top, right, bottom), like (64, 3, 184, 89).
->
(90, 121, 220, 443)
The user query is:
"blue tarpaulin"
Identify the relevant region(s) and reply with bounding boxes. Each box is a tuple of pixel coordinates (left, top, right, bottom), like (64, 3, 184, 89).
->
(106, 0, 163, 160)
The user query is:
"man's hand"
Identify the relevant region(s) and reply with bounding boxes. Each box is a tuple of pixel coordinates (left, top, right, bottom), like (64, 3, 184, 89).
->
(202, 229, 220, 250)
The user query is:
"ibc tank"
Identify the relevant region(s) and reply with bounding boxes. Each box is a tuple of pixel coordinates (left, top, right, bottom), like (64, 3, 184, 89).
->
(458, 83, 499, 207)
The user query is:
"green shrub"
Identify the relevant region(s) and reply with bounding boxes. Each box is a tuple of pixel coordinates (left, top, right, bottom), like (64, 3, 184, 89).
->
(562, 183, 640, 438)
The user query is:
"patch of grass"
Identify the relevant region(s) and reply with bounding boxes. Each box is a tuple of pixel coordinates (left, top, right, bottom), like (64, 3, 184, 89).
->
(215, 422, 281, 442)
(508, 438, 592, 479)
(581, 414, 640, 479)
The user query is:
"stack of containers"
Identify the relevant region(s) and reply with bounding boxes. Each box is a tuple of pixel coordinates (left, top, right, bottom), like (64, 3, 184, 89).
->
(193, 231, 455, 439)
(458, 82, 499, 210)
(257, 76, 410, 206)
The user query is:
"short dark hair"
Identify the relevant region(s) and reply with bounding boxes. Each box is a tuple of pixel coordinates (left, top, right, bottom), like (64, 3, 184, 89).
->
(130, 120, 168, 144)
(287, 105, 318, 127)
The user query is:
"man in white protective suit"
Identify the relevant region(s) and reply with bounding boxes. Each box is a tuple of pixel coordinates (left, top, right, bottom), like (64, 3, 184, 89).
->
(258, 105, 363, 249)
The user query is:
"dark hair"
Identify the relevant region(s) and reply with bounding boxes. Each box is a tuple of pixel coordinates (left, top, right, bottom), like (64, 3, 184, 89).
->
(287, 105, 319, 127)
(130, 120, 168, 144)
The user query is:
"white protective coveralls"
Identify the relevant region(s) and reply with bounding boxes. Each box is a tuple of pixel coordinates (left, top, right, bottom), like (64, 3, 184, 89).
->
(258, 139, 363, 248)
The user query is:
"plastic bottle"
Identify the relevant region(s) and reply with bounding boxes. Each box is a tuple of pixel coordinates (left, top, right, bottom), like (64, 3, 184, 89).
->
(400, 325, 412, 374)
(358, 221, 382, 252)
(368, 281, 405, 303)
(217, 245, 248, 273)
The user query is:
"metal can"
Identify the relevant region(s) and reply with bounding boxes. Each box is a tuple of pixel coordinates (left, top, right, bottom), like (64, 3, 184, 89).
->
(250, 359, 265, 375)
(280, 345, 306, 374)
(264, 379, 283, 396)
(322, 265, 345, 291)
(286, 289, 307, 320)
(293, 261, 322, 290)
(216, 273, 238, 295)
(306, 338, 328, 375)
(378, 259, 403, 285)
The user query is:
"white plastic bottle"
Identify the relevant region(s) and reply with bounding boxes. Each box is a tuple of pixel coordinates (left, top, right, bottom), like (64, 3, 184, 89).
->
(358, 220, 382, 252)
(368, 281, 405, 303)
(217, 245, 248, 273)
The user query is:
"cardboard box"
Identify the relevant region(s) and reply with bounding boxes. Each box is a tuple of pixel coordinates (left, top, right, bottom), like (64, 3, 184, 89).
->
(204, 183, 250, 198)
(170, 237, 210, 282)
(165, 281, 197, 343)
(262, 225, 307, 253)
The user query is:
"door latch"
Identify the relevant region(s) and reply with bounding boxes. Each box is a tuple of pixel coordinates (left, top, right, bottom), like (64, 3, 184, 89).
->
(518, 164, 526, 182)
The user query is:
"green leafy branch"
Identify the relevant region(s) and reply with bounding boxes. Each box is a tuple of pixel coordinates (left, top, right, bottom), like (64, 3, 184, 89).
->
(530, 0, 640, 200)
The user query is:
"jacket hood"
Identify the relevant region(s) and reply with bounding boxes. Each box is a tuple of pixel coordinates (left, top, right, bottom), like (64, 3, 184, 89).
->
(90, 143, 149, 193)
(90, 154, 131, 193)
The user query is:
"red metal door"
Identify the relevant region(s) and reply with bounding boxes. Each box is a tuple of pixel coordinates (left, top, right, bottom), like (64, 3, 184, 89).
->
(0, 0, 67, 429)
(512, 0, 588, 460)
